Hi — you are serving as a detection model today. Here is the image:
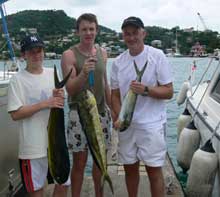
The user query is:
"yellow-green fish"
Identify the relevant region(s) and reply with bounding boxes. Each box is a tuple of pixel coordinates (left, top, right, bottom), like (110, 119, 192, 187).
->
(48, 66, 72, 184)
(118, 60, 148, 132)
(76, 89, 114, 194)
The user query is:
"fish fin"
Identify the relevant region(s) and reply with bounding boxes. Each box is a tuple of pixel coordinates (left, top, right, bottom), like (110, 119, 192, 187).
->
(54, 65, 72, 88)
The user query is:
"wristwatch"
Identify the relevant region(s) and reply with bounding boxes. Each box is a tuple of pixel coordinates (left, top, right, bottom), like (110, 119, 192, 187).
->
(142, 86, 149, 96)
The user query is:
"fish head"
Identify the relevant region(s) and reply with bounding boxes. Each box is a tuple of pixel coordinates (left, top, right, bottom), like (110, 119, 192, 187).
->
(119, 120, 130, 132)
(75, 90, 97, 111)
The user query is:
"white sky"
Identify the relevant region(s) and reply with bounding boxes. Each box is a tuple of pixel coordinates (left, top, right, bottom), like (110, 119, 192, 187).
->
(2, 0, 220, 33)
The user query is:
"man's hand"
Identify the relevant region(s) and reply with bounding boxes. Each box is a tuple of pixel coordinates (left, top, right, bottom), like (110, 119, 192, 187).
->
(113, 119, 121, 129)
(82, 56, 97, 76)
(130, 80, 145, 95)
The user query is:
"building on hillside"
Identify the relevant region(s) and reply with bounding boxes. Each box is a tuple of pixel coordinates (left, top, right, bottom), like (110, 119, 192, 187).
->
(28, 28, 37, 34)
(45, 52, 57, 59)
(183, 27, 194, 33)
(20, 28, 37, 34)
(151, 40, 162, 48)
(190, 42, 207, 57)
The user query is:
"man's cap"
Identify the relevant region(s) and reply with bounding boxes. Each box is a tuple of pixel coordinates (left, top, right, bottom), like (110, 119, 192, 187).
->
(121, 16, 144, 29)
(20, 35, 44, 52)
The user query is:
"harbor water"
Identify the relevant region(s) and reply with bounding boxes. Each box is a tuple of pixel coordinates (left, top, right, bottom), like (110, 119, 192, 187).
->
(0, 57, 218, 177)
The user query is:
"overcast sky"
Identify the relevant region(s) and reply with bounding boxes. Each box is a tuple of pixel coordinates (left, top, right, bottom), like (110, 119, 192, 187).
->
(2, 0, 220, 33)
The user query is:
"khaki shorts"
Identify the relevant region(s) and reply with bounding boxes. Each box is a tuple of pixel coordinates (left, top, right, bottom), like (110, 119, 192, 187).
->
(19, 157, 70, 192)
(118, 122, 167, 167)
(67, 106, 112, 152)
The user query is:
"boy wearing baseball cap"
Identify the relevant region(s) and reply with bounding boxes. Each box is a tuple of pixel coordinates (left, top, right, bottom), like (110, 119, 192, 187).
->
(7, 34, 70, 197)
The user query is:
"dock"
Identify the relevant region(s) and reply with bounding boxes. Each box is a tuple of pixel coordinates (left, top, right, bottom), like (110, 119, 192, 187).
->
(44, 131, 184, 197)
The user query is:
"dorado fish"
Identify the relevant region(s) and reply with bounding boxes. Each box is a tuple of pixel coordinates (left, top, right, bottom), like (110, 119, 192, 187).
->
(48, 66, 72, 184)
(118, 60, 148, 132)
(76, 89, 114, 194)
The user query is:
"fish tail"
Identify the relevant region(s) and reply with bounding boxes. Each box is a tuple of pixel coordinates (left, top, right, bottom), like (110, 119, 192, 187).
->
(133, 60, 148, 80)
(54, 65, 72, 88)
(101, 173, 114, 194)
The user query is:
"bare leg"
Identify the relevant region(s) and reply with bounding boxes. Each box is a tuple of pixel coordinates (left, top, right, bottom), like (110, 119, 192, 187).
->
(28, 188, 43, 197)
(53, 184, 69, 197)
(92, 162, 103, 197)
(124, 161, 140, 197)
(71, 151, 88, 197)
(145, 166, 165, 197)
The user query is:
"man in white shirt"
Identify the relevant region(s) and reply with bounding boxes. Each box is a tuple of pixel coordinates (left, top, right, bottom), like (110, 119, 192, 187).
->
(111, 17, 173, 197)
(7, 35, 69, 197)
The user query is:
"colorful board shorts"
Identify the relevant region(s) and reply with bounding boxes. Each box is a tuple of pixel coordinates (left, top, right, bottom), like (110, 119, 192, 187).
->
(19, 157, 70, 193)
(67, 105, 112, 152)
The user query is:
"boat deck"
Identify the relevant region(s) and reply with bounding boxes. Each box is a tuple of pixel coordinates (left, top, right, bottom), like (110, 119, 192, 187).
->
(44, 143, 184, 196)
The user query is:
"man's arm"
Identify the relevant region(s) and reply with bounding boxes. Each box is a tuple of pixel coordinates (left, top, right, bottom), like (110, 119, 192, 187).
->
(130, 81, 173, 99)
(111, 89, 121, 121)
(61, 49, 88, 97)
(147, 83, 173, 99)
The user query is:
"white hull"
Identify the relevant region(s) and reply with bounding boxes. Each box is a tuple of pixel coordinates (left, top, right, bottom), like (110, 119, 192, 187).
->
(0, 71, 22, 195)
(179, 60, 220, 196)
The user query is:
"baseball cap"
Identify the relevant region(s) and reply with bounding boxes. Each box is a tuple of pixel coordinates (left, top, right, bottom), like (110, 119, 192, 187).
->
(121, 16, 144, 29)
(20, 35, 45, 52)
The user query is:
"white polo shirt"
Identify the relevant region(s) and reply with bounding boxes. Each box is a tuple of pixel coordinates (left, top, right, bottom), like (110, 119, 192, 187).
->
(110, 45, 173, 128)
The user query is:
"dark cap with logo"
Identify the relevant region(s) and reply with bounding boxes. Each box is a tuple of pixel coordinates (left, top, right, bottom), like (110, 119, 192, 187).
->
(20, 35, 45, 52)
(121, 16, 144, 29)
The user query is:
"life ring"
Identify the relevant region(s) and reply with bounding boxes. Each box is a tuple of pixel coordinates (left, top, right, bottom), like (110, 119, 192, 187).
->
(177, 108, 192, 140)
(186, 139, 218, 197)
(176, 121, 200, 172)
(176, 80, 190, 105)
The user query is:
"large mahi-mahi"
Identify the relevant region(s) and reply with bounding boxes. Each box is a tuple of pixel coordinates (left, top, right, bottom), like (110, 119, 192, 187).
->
(76, 89, 114, 194)
(118, 60, 148, 132)
(48, 66, 72, 184)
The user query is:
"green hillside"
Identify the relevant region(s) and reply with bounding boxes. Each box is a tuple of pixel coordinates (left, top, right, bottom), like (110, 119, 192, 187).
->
(1, 9, 115, 38)
(0, 9, 220, 58)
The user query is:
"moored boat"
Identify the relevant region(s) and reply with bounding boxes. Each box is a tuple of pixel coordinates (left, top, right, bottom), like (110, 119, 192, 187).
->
(0, 0, 23, 196)
(176, 58, 220, 196)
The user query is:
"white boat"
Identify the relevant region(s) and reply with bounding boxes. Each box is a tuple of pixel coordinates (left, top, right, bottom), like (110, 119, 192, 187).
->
(173, 31, 183, 57)
(0, 65, 22, 197)
(176, 58, 220, 196)
(0, 72, 22, 196)
(0, 1, 24, 196)
(166, 29, 183, 57)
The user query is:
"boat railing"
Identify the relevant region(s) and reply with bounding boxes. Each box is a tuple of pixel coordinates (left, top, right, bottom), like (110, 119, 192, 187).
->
(0, 60, 19, 81)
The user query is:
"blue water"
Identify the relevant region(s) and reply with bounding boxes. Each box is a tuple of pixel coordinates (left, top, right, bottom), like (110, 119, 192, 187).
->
(1, 57, 218, 175)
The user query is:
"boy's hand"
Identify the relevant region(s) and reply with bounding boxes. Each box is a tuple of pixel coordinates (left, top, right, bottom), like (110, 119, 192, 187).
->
(48, 88, 65, 108)
(47, 96, 64, 109)
(82, 56, 97, 75)
(53, 88, 64, 98)
(113, 119, 121, 129)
